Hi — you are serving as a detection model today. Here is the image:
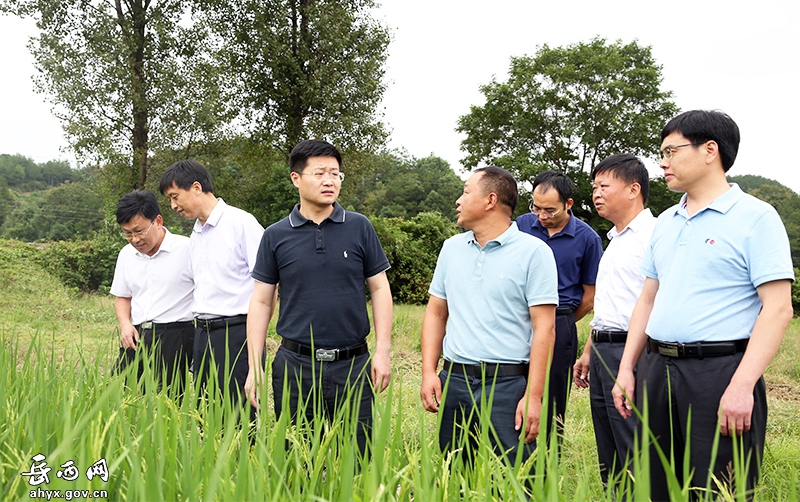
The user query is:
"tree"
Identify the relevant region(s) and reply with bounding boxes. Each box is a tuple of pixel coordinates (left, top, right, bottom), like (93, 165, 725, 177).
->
(457, 38, 679, 220)
(0, 177, 10, 228)
(199, 0, 390, 157)
(342, 152, 464, 222)
(2, 0, 229, 196)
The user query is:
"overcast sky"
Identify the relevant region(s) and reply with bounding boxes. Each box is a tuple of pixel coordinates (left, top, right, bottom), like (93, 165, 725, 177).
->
(2, 0, 799, 192)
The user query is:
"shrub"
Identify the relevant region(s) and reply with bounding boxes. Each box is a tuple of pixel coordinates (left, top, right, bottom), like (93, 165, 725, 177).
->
(370, 212, 459, 304)
(36, 232, 124, 293)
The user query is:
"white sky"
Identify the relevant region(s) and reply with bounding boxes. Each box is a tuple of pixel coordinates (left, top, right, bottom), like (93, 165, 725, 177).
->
(2, 1, 799, 192)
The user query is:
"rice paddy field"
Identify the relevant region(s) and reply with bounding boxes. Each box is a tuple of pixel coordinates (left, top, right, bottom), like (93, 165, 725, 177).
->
(1, 239, 798, 501)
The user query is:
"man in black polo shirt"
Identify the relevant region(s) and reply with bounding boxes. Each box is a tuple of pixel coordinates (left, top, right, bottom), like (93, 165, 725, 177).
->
(245, 139, 393, 454)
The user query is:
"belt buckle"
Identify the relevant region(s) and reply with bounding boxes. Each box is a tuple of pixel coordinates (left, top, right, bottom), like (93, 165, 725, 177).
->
(315, 348, 337, 361)
(659, 342, 680, 358)
(141, 321, 153, 330)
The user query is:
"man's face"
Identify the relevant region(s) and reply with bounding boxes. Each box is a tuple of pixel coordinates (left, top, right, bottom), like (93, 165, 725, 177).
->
(291, 156, 342, 208)
(592, 171, 633, 223)
(120, 214, 163, 256)
(659, 132, 707, 192)
(531, 185, 571, 229)
(456, 171, 486, 229)
(164, 182, 201, 219)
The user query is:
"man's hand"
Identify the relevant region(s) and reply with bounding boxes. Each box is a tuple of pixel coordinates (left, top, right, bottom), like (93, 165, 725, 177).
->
(244, 368, 263, 410)
(515, 392, 542, 443)
(612, 368, 635, 419)
(372, 349, 392, 393)
(574, 338, 592, 388)
(120, 323, 139, 350)
(420, 371, 442, 413)
(718, 382, 754, 436)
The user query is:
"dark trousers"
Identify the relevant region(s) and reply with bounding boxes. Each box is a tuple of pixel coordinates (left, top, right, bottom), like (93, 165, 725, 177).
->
(546, 313, 578, 440)
(590, 341, 636, 486)
(636, 349, 766, 501)
(193, 321, 251, 416)
(272, 346, 374, 455)
(438, 370, 536, 467)
(113, 323, 194, 394)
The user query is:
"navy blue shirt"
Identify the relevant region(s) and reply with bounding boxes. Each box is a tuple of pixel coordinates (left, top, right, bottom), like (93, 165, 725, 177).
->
(516, 210, 602, 310)
(252, 202, 390, 347)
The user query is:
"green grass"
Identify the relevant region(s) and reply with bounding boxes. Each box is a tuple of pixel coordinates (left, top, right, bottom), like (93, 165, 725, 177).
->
(2, 239, 799, 501)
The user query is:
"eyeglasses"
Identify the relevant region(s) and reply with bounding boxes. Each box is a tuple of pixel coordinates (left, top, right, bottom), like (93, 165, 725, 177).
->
(299, 171, 345, 182)
(121, 221, 155, 240)
(659, 142, 705, 161)
(529, 201, 562, 218)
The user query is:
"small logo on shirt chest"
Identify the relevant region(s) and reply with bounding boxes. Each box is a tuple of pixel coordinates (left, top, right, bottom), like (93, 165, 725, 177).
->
(704, 238, 716, 245)
(343, 250, 348, 258)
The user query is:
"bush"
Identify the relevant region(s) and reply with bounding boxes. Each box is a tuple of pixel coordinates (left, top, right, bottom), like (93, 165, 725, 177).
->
(36, 232, 124, 293)
(793, 268, 800, 316)
(371, 212, 459, 304)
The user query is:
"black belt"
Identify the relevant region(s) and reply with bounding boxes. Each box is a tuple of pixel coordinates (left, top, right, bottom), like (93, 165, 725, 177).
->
(646, 336, 749, 359)
(444, 360, 529, 378)
(136, 320, 194, 331)
(591, 329, 628, 343)
(556, 307, 574, 316)
(281, 338, 368, 362)
(194, 315, 248, 331)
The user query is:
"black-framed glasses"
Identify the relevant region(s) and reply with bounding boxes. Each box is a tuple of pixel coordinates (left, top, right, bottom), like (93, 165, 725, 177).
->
(299, 171, 345, 182)
(659, 142, 705, 161)
(121, 221, 154, 240)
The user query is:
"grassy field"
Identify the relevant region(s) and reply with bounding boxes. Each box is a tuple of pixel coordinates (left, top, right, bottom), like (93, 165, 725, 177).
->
(1, 239, 799, 501)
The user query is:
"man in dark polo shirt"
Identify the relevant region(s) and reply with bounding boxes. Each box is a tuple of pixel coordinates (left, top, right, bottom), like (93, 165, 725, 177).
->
(245, 139, 393, 455)
(517, 171, 602, 442)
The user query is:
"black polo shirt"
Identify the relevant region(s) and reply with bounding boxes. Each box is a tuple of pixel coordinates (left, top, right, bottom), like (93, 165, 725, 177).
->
(252, 202, 390, 347)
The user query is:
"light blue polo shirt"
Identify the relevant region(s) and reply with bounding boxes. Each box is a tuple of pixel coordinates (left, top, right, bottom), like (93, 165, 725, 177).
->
(429, 222, 559, 364)
(642, 184, 794, 343)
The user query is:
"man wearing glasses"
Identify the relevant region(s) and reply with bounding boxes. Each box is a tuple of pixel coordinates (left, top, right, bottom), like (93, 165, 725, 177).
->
(159, 160, 264, 415)
(613, 110, 794, 499)
(516, 171, 603, 443)
(245, 139, 393, 455)
(110, 190, 194, 393)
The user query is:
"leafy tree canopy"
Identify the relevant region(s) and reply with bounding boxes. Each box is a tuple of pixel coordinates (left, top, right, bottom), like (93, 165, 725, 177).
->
(457, 37, 679, 221)
(2, 0, 230, 197)
(199, 0, 391, 157)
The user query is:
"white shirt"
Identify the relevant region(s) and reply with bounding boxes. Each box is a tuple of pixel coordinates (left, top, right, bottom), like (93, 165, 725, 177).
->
(189, 198, 264, 317)
(110, 228, 194, 325)
(590, 208, 657, 332)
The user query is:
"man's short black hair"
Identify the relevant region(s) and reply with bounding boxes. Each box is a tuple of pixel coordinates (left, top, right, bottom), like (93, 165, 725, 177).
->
(159, 159, 214, 194)
(289, 139, 342, 174)
(474, 166, 519, 215)
(661, 110, 740, 172)
(116, 190, 161, 225)
(592, 154, 651, 204)
(532, 171, 573, 204)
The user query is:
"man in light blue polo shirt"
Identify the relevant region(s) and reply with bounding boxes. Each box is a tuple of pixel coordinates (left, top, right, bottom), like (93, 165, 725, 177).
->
(420, 166, 558, 468)
(613, 110, 794, 500)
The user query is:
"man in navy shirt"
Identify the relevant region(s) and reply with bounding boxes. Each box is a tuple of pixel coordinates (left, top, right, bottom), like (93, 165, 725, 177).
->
(245, 139, 393, 455)
(517, 171, 602, 443)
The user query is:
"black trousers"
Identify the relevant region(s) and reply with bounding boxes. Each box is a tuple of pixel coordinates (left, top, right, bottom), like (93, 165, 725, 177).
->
(636, 349, 766, 501)
(589, 340, 636, 486)
(438, 369, 537, 467)
(272, 346, 374, 455)
(545, 312, 578, 440)
(113, 323, 194, 394)
(193, 321, 251, 416)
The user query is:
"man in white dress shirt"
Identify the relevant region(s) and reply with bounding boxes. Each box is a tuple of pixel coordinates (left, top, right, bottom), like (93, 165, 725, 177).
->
(111, 190, 195, 394)
(573, 154, 656, 489)
(159, 160, 264, 413)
